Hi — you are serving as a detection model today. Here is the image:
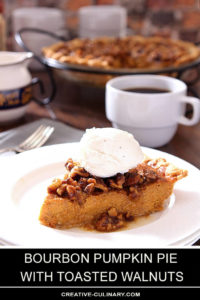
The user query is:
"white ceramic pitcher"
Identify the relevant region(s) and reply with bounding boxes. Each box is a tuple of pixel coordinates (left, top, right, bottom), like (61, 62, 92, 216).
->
(0, 51, 45, 123)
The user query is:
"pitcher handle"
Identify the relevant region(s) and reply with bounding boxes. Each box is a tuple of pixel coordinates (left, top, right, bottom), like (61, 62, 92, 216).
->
(15, 27, 65, 105)
(27, 68, 56, 106)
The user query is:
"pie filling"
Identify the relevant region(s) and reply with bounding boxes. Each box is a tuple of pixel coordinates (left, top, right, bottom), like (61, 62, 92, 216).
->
(39, 158, 187, 232)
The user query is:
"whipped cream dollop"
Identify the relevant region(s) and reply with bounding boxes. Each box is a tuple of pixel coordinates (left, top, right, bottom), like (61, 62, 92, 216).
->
(79, 127, 144, 178)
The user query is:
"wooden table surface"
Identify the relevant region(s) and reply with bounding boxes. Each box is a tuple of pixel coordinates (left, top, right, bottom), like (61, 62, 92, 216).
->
(1, 70, 200, 246)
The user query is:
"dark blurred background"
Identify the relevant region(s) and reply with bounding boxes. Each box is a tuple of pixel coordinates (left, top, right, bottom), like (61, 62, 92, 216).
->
(1, 0, 200, 49)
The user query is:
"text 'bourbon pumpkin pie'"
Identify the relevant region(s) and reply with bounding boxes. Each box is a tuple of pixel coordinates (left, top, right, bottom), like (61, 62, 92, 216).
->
(39, 128, 187, 232)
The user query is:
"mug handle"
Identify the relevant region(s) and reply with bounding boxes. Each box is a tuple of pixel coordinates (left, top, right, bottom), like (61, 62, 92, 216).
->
(178, 96, 200, 126)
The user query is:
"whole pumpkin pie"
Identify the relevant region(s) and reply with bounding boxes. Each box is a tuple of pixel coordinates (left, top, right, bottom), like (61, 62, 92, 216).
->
(42, 35, 200, 70)
(39, 128, 187, 232)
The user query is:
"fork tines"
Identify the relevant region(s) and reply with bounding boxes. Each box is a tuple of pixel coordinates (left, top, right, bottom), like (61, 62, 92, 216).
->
(19, 125, 54, 151)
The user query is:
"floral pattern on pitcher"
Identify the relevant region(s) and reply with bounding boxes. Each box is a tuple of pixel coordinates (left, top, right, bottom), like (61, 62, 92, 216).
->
(0, 86, 31, 109)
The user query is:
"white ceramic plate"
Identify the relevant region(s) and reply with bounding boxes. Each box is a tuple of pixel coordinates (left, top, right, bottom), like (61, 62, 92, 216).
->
(0, 143, 199, 247)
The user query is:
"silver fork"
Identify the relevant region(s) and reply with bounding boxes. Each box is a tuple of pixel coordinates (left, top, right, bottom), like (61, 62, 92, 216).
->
(0, 125, 54, 154)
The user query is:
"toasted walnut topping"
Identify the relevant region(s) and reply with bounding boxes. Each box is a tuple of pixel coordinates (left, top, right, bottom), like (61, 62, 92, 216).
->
(47, 159, 164, 201)
(47, 157, 184, 205)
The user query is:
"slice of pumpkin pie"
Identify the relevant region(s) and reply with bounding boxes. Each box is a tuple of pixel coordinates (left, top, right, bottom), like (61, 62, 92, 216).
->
(39, 128, 187, 232)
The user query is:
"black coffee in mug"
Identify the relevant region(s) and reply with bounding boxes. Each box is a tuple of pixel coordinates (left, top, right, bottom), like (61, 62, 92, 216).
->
(123, 87, 170, 94)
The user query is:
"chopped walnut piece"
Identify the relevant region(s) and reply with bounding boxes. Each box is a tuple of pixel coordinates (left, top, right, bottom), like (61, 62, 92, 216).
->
(63, 172, 69, 180)
(76, 190, 85, 205)
(145, 169, 158, 182)
(108, 174, 125, 189)
(116, 173, 125, 187)
(129, 187, 139, 199)
(56, 184, 67, 196)
(147, 158, 167, 168)
(93, 208, 136, 232)
(108, 179, 120, 189)
(108, 207, 118, 217)
(65, 158, 74, 171)
(124, 212, 134, 222)
(125, 172, 141, 186)
(87, 178, 96, 184)
(70, 166, 90, 178)
(47, 179, 62, 193)
(84, 183, 95, 194)
(95, 212, 124, 232)
(94, 178, 108, 192)
(79, 178, 88, 190)
(66, 162, 74, 171)
(157, 166, 167, 176)
(66, 185, 77, 200)
(64, 177, 78, 186)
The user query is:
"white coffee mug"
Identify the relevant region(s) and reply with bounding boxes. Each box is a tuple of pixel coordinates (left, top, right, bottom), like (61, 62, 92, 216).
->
(106, 75, 200, 147)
